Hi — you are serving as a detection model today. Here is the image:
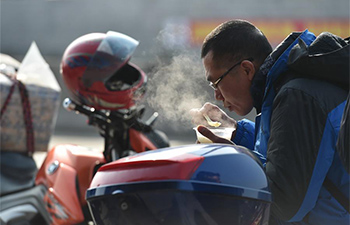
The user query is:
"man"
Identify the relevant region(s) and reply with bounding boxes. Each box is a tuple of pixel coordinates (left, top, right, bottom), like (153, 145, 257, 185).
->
(191, 19, 349, 224)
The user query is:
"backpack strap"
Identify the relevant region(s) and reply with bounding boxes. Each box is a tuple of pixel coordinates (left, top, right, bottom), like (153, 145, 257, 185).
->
(323, 177, 350, 213)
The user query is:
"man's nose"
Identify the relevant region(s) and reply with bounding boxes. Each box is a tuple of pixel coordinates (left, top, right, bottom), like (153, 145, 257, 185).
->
(214, 89, 224, 101)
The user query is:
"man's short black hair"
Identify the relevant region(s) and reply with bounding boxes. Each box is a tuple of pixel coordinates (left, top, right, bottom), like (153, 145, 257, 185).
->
(201, 19, 272, 66)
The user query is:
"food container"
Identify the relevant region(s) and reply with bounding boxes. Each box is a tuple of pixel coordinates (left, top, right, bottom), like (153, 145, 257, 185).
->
(193, 126, 235, 143)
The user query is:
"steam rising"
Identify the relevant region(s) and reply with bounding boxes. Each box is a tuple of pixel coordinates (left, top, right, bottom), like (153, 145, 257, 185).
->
(147, 52, 211, 130)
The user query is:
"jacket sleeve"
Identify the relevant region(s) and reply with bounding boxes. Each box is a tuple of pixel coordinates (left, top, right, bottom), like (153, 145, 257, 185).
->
(232, 119, 255, 150)
(266, 84, 328, 221)
(233, 119, 267, 165)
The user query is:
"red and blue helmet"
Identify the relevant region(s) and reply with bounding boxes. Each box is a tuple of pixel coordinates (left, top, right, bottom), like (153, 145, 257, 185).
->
(60, 31, 147, 111)
(86, 144, 271, 224)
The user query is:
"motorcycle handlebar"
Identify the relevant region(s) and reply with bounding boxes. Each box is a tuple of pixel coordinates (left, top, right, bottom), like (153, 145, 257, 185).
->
(62, 98, 154, 131)
(145, 112, 158, 127)
(63, 98, 95, 116)
(62, 98, 75, 110)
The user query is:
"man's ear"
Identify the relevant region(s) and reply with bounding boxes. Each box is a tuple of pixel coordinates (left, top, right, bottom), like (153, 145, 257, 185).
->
(241, 60, 255, 81)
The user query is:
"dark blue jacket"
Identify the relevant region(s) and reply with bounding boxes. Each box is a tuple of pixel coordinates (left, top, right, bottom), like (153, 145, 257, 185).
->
(233, 30, 349, 224)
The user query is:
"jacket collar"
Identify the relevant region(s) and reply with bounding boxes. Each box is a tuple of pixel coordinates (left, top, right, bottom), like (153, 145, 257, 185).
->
(251, 32, 303, 113)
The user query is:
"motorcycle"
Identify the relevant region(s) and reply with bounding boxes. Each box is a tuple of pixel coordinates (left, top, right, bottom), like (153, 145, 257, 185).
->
(0, 97, 170, 225)
(1, 30, 172, 225)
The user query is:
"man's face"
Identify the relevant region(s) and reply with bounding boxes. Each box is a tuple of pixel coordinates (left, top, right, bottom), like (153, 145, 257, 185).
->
(203, 51, 254, 116)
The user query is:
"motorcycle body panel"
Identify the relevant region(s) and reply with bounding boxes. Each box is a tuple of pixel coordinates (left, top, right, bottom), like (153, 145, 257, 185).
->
(129, 128, 157, 152)
(35, 144, 105, 224)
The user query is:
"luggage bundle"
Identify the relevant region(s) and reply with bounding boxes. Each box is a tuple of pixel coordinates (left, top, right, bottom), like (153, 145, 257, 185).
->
(0, 42, 61, 155)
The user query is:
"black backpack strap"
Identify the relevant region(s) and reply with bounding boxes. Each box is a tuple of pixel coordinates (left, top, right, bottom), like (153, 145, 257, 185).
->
(323, 177, 350, 213)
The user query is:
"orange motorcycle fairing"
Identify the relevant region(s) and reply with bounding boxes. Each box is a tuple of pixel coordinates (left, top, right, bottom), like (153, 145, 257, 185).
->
(129, 128, 157, 152)
(35, 144, 105, 224)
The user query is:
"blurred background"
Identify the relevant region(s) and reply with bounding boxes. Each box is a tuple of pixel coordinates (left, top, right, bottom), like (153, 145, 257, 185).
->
(1, 0, 349, 153)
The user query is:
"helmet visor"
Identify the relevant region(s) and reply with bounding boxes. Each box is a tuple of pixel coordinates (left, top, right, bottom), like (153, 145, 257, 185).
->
(88, 190, 270, 225)
(82, 31, 139, 87)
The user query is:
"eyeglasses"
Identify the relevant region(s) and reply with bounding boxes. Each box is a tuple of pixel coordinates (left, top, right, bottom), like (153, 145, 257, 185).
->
(209, 57, 254, 90)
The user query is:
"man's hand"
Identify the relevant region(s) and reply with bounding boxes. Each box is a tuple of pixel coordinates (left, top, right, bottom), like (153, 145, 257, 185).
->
(190, 102, 237, 128)
(197, 125, 235, 144)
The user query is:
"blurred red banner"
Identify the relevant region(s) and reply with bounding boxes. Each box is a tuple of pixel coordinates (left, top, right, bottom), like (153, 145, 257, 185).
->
(190, 19, 349, 47)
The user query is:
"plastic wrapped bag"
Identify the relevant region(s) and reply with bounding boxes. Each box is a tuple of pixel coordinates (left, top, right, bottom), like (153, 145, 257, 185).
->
(0, 42, 61, 154)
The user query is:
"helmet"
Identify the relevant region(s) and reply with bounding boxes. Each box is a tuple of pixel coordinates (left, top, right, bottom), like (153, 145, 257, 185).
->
(86, 144, 271, 225)
(60, 31, 147, 111)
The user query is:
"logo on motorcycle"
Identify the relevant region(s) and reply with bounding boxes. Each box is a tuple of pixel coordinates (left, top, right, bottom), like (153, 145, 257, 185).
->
(47, 160, 60, 175)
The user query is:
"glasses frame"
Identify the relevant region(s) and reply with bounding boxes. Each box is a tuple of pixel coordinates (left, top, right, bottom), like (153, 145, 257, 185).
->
(209, 57, 254, 90)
